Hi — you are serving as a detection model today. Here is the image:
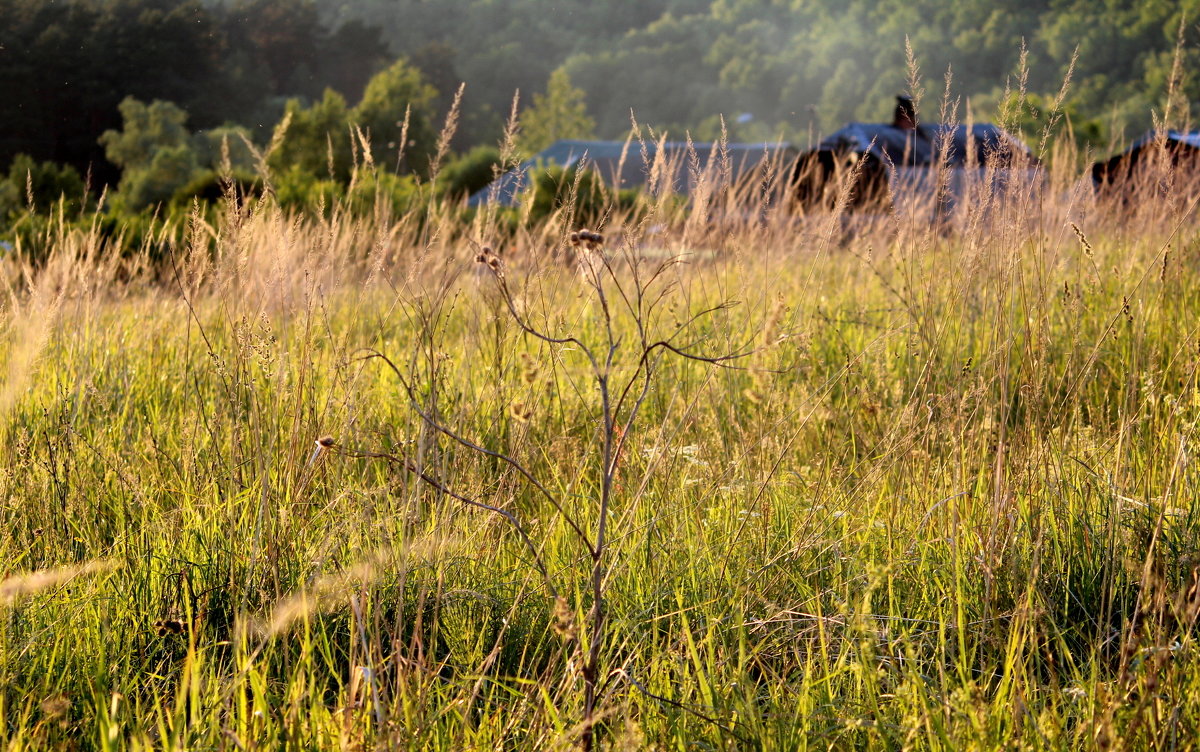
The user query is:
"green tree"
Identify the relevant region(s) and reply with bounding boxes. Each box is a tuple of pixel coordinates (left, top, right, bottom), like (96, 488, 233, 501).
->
(518, 70, 597, 154)
(269, 61, 439, 182)
(437, 145, 501, 199)
(220, 0, 391, 106)
(316, 0, 701, 144)
(562, 13, 726, 138)
(99, 98, 203, 209)
(99, 98, 192, 171)
(120, 145, 203, 210)
(351, 59, 440, 175)
(269, 90, 355, 181)
(0, 154, 86, 220)
(193, 126, 259, 174)
(0, 0, 225, 185)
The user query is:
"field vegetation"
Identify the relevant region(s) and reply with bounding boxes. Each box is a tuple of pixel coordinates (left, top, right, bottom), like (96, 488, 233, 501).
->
(3, 68, 1200, 750)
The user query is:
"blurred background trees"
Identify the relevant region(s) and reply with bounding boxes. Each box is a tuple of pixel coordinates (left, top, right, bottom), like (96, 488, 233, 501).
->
(0, 0, 1198, 221)
(516, 71, 597, 155)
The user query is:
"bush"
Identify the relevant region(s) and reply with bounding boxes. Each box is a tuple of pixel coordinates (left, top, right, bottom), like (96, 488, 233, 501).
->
(2, 154, 87, 218)
(118, 143, 202, 210)
(437, 145, 501, 201)
(169, 170, 264, 210)
(524, 164, 639, 225)
(346, 169, 421, 217)
(274, 166, 345, 216)
(0, 180, 19, 223)
(3, 204, 177, 262)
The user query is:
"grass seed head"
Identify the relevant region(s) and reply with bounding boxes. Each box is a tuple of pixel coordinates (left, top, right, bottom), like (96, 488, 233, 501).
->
(0, 560, 118, 604)
(1071, 222, 1094, 258)
(552, 596, 577, 640)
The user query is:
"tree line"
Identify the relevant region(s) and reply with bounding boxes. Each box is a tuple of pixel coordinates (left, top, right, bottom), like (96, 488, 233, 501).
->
(321, 0, 1200, 144)
(1, 0, 1197, 229)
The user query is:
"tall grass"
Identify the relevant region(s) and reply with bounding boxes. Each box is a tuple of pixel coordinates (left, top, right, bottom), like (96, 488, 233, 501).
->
(2, 110, 1200, 750)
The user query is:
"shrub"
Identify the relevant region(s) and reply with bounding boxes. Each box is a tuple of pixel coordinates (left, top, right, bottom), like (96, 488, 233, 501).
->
(169, 170, 264, 210)
(437, 145, 501, 201)
(347, 169, 421, 217)
(525, 164, 639, 225)
(2, 154, 87, 218)
(274, 166, 345, 215)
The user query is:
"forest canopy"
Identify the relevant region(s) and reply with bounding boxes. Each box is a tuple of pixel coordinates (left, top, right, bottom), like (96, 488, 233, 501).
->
(318, 0, 1200, 144)
(0, 0, 1197, 211)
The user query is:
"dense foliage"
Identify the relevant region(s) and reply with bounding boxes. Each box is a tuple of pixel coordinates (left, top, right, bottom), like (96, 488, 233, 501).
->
(1, 0, 1199, 241)
(321, 0, 1200, 143)
(0, 0, 390, 186)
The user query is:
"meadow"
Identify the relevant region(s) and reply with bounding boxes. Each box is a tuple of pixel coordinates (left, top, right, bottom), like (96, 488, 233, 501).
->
(2, 127, 1200, 751)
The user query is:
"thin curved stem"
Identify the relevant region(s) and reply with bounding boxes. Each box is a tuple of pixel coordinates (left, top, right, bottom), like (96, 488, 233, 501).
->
(335, 446, 557, 598)
(358, 348, 596, 556)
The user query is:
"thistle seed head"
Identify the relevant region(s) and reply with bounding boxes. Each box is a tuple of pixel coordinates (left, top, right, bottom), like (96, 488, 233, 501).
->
(509, 401, 533, 423)
(570, 228, 605, 250)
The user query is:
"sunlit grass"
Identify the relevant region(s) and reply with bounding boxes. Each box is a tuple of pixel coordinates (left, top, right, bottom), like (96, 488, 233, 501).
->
(3, 138, 1200, 750)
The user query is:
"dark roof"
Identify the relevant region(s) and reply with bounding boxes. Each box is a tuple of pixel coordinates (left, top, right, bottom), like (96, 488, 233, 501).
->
(469, 139, 794, 207)
(1123, 130, 1200, 152)
(1092, 130, 1200, 184)
(809, 122, 1033, 167)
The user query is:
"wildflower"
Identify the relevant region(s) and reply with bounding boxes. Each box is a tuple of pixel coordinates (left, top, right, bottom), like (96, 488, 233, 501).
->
(569, 228, 604, 249)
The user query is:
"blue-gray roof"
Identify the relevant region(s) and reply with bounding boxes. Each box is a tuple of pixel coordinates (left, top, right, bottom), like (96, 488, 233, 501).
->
(469, 139, 794, 207)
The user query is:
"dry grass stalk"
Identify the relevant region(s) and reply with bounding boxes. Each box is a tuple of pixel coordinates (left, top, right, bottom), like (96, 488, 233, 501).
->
(0, 560, 119, 604)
